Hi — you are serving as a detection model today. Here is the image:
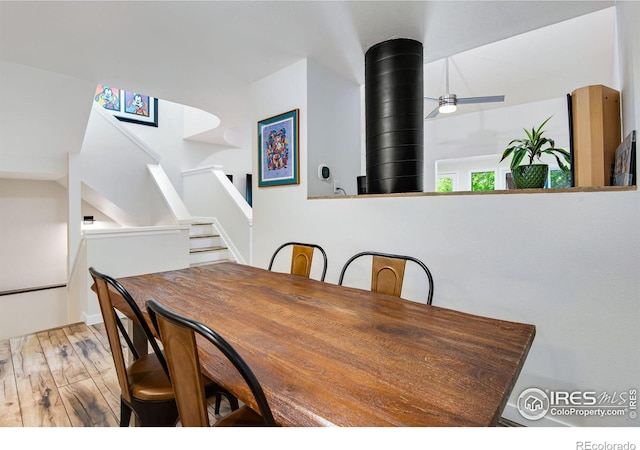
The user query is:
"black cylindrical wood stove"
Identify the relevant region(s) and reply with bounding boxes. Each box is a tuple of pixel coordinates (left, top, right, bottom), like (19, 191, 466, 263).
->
(365, 38, 424, 194)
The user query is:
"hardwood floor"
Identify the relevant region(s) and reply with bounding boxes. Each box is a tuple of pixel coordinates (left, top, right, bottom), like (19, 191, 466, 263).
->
(0, 322, 232, 427)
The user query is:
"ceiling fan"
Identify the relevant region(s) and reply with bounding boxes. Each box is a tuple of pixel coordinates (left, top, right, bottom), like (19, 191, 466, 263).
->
(425, 57, 505, 119)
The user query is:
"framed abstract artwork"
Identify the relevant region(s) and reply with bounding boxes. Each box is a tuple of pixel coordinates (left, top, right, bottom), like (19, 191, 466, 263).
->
(258, 109, 299, 187)
(94, 84, 159, 127)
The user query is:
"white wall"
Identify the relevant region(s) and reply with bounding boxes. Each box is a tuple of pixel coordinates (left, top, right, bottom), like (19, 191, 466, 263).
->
(0, 179, 67, 290)
(76, 108, 163, 227)
(307, 59, 362, 197)
(618, 1, 639, 136)
(252, 53, 639, 428)
(197, 122, 254, 200)
(0, 179, 69, 339)
(252, 59, 310, 259)
(82, 227, 191, 324)
(118, 99, 253, 200)
(0, 61, 95, 179)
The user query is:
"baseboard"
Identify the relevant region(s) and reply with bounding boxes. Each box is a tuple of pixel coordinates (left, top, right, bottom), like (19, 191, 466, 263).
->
(82, 311, 104, 326)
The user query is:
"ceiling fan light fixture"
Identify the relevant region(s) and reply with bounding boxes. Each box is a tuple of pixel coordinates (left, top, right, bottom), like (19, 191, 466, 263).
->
(438, 94, 457, 114)
(439, 103, 457, 114)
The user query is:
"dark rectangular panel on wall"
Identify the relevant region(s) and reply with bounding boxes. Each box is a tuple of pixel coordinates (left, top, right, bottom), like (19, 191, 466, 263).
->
(246, 173, 252, 207)
(566, 93, 576, 187)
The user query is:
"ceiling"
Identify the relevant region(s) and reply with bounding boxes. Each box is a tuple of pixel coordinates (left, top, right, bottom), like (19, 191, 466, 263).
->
(0, 1, 616, 141)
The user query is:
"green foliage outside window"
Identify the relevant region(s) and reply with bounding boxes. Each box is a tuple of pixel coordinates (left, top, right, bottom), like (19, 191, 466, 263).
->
(437, 177, 453, 192)
(471, 171, 495, 191)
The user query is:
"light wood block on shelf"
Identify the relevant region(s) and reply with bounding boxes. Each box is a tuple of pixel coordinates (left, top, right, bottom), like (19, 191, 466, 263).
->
(571, 84, 621, 187)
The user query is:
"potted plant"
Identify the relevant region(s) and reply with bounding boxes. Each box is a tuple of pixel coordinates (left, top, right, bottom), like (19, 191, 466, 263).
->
(500, 116, 572, 189)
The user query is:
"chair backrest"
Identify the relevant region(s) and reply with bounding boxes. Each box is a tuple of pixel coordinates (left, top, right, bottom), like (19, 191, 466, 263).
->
(337, 251, 434, 305)
(146, 298, 276, 426)
(89, 267, 170, 403)
(267, 241, 328, 281)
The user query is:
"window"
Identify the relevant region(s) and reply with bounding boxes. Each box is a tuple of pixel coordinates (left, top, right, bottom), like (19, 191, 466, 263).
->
(436, 155, 581, 193)
(437, 177, 453, 192)
(437, 172, 457, 192)
(470, 171, 495, 191)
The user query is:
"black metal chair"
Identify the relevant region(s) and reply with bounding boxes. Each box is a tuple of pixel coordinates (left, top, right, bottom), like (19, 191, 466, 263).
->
(267, 241, 328, 281)
(337, 251, 434, 305)
(146, 298, 276, 427)
(89, 267, 238, 426)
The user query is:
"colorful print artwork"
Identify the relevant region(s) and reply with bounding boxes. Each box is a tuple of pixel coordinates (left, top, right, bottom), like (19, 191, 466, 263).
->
(258, 109, 299, 187)
(94, 85, 120, 112)
(266, 127, 289, 171)
(124, 91, 150, 117)
(93, 83, 158, 127)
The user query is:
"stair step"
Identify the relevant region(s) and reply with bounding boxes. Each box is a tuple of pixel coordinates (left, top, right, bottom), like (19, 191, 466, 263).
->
(190, 259, 235, 267)
(190, 245, 227, 254)
(189, 220, 234, 265)
(190, 231, 222, 251)
(190, 222, 216, 237)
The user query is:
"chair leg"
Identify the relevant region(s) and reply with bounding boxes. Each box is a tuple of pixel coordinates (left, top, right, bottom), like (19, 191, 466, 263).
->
(120, 398, 132, 427)
(214, 393, 239, 413)
(204, 383, 239, 413)
(228, 394, 239, 411)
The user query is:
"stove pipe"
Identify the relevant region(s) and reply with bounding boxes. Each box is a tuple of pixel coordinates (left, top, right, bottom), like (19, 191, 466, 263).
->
(365, 38, 424, 194)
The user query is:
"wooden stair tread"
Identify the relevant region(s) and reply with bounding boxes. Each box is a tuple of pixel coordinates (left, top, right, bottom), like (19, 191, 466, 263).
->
(190, 259, 236, 267)
(190, 246, 227, 253)
(190, 234, 220, 239)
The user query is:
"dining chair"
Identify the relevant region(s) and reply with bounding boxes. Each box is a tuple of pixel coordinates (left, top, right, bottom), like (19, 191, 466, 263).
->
(337, 251, 434, 305)
(146, 298, 277, 427)
(89, 267, 238, 426)
(267, 241, 328, 281)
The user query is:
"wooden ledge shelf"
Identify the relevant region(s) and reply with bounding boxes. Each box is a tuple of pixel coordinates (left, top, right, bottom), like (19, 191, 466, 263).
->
(310, 185, 637, 200)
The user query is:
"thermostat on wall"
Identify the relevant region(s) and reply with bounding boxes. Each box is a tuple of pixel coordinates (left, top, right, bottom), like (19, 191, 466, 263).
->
(318, 164, 331, 180)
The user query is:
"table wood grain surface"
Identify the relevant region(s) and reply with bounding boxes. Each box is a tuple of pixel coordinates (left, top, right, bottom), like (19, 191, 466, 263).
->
(118, 262, 535, 427)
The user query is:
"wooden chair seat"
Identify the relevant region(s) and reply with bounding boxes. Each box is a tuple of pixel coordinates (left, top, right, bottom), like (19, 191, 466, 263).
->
(127, 353, 176, 401)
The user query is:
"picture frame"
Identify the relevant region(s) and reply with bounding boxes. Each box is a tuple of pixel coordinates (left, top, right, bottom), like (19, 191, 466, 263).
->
(612, 130, 636, 186)
(94, 84, 159, 127)
(117, 90, 158, 127)
(258, 109, 299, 187)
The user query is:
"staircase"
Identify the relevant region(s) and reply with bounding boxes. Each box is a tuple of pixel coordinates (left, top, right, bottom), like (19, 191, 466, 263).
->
(189, 221, 233, 266)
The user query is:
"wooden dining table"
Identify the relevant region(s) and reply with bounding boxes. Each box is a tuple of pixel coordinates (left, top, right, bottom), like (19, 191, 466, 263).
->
(117, 262, 535, 427)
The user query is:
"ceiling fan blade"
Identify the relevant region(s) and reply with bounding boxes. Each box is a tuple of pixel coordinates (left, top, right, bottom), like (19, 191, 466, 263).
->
(457, 95, 505, 104)
(425, 106, 440, 119)
(424, 97, 440, 102)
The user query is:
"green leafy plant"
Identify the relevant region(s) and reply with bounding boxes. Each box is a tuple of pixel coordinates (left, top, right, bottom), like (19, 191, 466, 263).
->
(500, 116, 571, 173)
